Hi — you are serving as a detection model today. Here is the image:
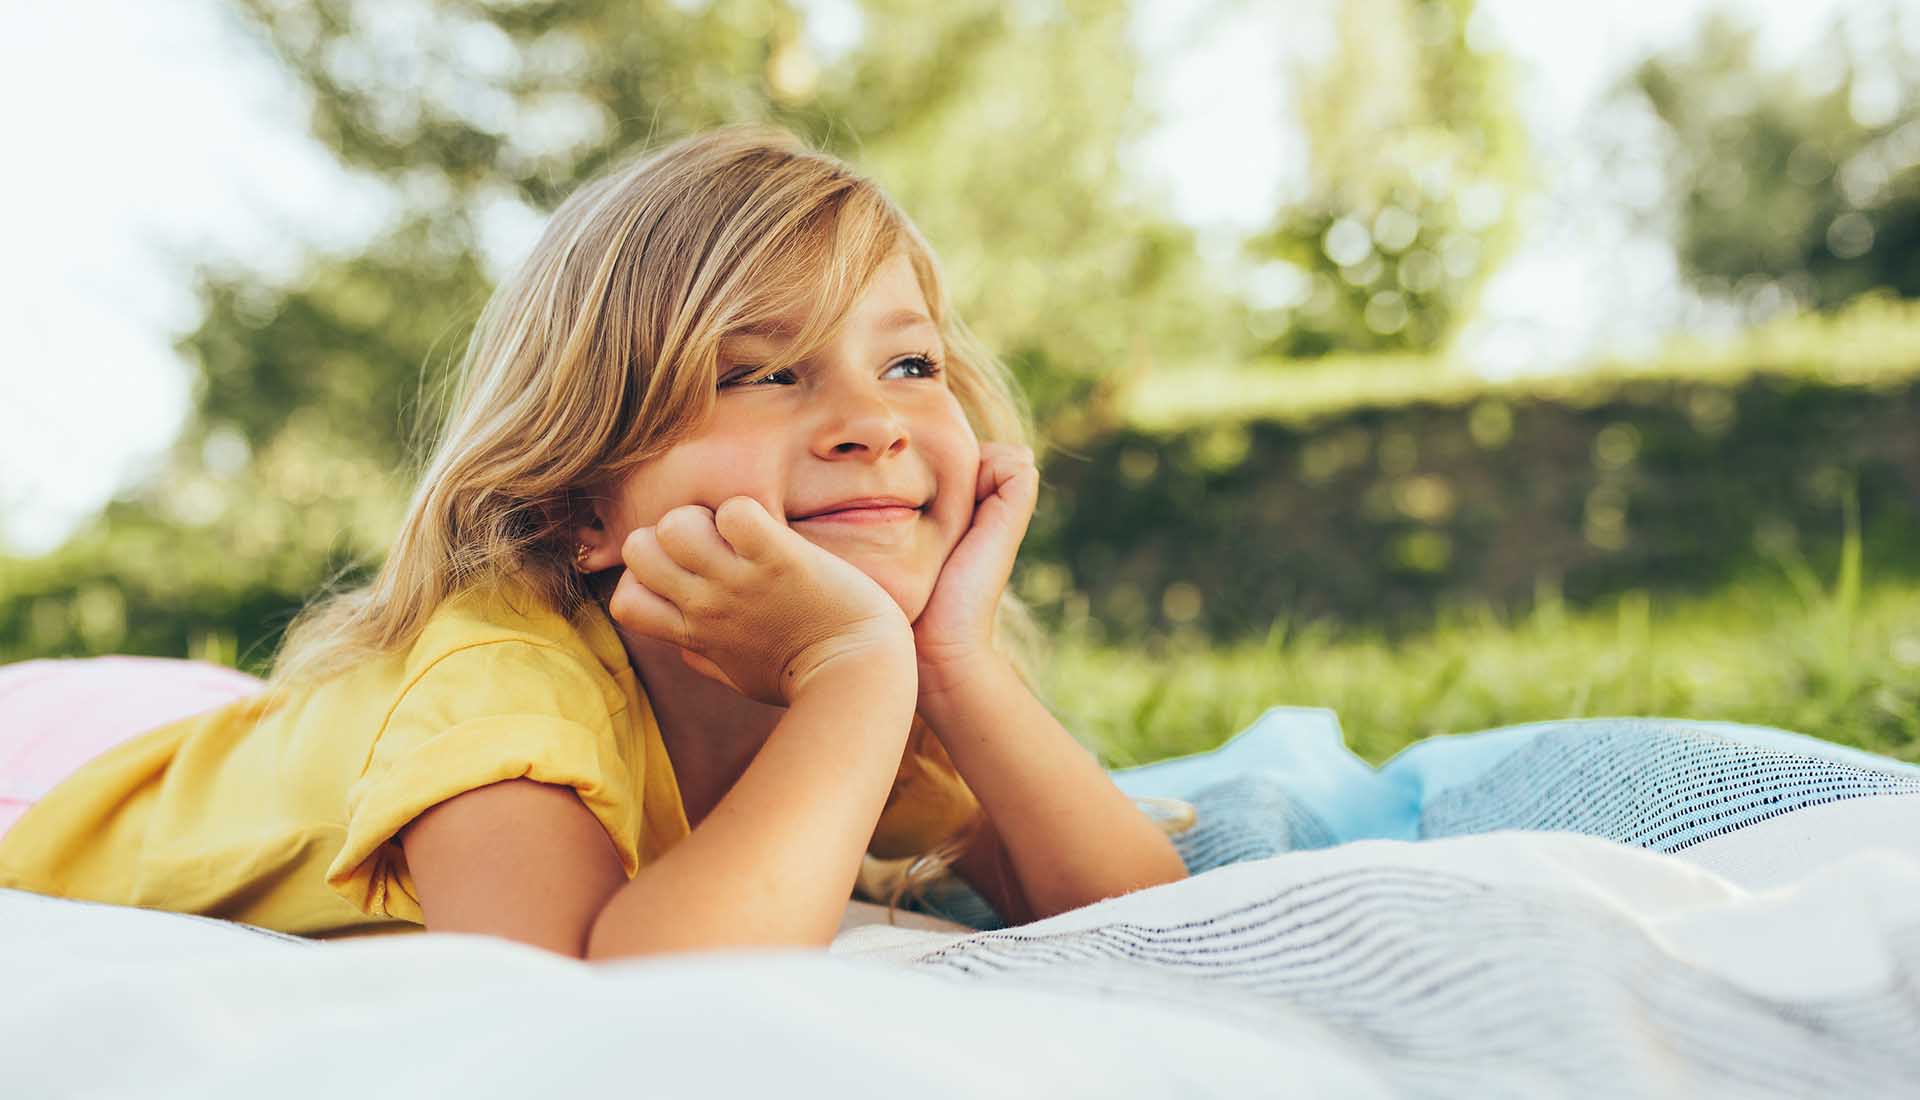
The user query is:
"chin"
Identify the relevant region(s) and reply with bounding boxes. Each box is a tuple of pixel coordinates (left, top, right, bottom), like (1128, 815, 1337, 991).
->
(884, 579, 935, 623)
(851, 566, 932, 623)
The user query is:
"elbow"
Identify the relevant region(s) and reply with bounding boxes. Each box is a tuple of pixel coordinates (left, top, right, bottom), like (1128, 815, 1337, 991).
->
(1032, 858, 1190, 923)
(1161, 850, 1191, 885)
(1125, 854, 1191, 898)
(1105, 847, 1190, 906)
(580, 895, 836, 964)
(1118, 829, 1189, 895)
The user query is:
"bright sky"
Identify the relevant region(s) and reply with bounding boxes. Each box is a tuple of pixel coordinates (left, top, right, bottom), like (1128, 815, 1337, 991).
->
(0, 0, 1849, 558)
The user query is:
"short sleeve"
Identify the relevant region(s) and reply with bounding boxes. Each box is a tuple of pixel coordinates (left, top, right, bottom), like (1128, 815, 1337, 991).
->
(868, 725, 982, 860)
(324, 641, 640, 923)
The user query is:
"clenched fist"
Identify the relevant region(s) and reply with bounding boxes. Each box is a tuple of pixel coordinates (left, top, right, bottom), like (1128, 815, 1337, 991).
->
(607, 497, 915, 707)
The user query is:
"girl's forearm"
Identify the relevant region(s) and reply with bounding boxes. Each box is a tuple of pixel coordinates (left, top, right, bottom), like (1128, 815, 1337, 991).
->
(585, 662, 917, 961)
(919, 658, 1189, 921)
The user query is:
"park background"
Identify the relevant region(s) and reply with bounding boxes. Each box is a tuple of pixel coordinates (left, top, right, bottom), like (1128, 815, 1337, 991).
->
(2, 0, 1917, 767)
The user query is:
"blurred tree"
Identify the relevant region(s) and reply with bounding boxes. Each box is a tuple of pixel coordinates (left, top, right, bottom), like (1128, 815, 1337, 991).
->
(0, 0, 1238, 667)
(1626, 3, 1920, 314)
(1241, 0, 1530, 357)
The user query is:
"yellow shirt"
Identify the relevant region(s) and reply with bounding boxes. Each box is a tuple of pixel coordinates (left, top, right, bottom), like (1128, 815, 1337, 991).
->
(0, 576, 975, 938)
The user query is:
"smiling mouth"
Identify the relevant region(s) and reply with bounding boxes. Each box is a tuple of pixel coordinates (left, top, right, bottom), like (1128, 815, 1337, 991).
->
(788, 495, 931, 523)
(790, 504, 925, 524)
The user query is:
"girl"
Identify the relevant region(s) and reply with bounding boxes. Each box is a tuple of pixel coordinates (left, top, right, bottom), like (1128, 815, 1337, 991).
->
(0, 123, 1190, 960)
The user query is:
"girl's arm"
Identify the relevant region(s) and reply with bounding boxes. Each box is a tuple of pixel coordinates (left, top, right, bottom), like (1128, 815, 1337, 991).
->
(586, 498, 926, 958)
(920, 654, 1189, 924)
(910, 442, 1186, 924)
(587, 659, 917, 959)
(401, 656, 917, 961)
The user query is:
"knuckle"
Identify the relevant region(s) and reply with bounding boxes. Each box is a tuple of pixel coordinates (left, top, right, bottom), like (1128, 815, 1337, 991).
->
(634, 542, 667, 572)
(607, 582, 641, 622)
(667, 503, 711, 527)
(657, 508, 691, 538)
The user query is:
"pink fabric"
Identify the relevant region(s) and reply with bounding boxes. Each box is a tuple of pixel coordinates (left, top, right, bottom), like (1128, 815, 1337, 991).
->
(0, 656, 265, 842)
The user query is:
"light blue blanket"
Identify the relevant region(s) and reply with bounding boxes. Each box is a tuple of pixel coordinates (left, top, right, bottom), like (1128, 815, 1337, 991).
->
(919, 711, 1920, 930)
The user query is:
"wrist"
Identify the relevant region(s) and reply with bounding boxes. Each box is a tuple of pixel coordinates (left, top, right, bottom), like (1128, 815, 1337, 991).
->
(916, 649, 1017, 725)
(792, 643, 918, 710)
(787, 611, 915, 696)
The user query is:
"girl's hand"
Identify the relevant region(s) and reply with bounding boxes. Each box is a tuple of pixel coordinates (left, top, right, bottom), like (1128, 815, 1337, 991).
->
(913, 442, 1039, 703)
(608, 497, 914, 707)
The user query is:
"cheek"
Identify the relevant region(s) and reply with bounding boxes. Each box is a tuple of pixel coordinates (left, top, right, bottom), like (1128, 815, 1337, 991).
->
(696, 437, 784, 501)
(933, 418, 982, 546)
(956, 425, 982, 475)
(624, 435, 784, 522)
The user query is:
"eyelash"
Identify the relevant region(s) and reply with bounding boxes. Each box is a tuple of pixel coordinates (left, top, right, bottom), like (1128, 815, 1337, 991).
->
(719, 351, 944, 389)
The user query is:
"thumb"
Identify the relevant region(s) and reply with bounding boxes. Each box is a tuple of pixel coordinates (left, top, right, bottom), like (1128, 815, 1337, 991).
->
(712, 496, 785, 562)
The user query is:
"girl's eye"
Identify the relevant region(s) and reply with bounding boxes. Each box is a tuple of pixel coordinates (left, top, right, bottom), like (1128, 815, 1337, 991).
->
(885, 353, 943, 380)
(719, 367, 799, 388)
(720, 353, 942, 388)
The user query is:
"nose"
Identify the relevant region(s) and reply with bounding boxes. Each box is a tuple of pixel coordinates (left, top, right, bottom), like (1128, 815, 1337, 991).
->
(811, 377, 909, 460)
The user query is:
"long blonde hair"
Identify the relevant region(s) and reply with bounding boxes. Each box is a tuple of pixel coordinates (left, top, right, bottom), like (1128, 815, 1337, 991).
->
(262, 122, 1044, 925)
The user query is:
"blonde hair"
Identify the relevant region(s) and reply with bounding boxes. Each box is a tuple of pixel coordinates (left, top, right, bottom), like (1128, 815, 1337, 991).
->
(261, 122, 1044, 926)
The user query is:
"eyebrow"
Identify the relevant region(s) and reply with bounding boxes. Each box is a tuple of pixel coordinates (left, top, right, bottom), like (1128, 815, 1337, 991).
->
(878, 308, 938, 334)
(726, 308, 937, 343)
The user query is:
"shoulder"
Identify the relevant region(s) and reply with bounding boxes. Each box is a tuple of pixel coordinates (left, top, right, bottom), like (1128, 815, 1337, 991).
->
(413, 574, 587, 663)
(325, 581, 649, 922)
(400, 575, 627, 718)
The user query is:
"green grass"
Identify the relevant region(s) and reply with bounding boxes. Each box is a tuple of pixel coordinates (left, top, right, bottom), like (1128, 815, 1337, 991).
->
(1042, 550, 1920, 771)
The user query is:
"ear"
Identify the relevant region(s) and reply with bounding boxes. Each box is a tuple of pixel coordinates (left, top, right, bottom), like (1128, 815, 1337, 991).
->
(562, 485, 620, 573)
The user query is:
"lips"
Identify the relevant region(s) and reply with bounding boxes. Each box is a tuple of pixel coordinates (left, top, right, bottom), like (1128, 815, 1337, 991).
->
(788, 496, 928, 521)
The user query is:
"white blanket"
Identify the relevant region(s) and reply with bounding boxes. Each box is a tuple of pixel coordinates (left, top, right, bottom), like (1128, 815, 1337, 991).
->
(6, 818, 1919, 1099)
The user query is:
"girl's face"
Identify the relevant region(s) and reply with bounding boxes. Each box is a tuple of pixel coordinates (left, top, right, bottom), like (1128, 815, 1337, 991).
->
(590, 252, 981, 621)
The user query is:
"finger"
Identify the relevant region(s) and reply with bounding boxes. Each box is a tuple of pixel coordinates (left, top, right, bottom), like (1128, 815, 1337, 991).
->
(974, 443, 1040, 505)
(620, 526, 702, 605)
(973, 441, 1035, 495)
(981, 440, 1037, 467)
(607, 570, 694, 649)
(965, 453, 1039, 563)
(712, 496, 787, 564)
(654, 504, 743, 579)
